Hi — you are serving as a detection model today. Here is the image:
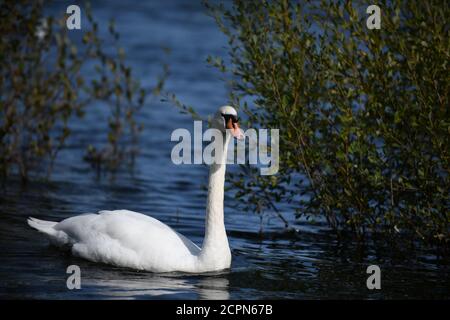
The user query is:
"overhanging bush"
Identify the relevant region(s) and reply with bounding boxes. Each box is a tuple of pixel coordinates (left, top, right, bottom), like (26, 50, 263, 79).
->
(206, 0, 449, 245)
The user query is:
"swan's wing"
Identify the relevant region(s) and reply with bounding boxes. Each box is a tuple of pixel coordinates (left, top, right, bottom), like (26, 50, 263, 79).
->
(98, 209, 201, 254)
(53, 210, 201, 272)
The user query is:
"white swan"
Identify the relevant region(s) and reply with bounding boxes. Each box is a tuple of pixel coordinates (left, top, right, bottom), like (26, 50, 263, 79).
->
(28, 106, 243, 273)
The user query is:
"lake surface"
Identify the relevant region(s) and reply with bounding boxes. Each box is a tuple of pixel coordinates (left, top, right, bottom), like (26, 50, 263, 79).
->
(0, 0, 449, 299)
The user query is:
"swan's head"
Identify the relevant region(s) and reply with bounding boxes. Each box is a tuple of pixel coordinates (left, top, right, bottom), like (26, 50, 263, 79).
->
(211, 105, 244, 140)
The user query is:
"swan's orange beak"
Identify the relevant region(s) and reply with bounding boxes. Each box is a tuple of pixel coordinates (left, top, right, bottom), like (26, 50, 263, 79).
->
(226, 117, 244, 140)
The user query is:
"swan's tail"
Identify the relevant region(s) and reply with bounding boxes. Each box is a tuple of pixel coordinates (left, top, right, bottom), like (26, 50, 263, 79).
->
(28, 217, 71, 247)
(27, 217, 58, 236)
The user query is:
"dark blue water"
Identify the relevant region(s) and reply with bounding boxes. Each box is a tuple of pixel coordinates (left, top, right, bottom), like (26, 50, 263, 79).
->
(0, 0, 449, 299)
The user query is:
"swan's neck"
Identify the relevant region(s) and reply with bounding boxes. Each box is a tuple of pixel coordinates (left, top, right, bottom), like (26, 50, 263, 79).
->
(199, 132, 231, 265)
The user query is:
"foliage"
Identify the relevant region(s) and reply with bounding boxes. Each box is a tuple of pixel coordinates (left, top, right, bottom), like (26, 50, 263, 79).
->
(0, 0, 164, 180)
(205, 0, 449, 245)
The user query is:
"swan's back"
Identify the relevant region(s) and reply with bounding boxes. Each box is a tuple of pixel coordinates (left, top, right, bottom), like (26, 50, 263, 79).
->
(29, 210, 201, 272)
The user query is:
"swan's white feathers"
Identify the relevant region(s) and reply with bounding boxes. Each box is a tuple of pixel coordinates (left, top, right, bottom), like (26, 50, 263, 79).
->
(30, 210, 201, 272)
(218, 105, 237, 116)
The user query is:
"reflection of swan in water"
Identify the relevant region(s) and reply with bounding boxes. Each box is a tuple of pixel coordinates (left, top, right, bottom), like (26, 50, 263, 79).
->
(197, 276, 230, 300)
(82, 270, 230, 299)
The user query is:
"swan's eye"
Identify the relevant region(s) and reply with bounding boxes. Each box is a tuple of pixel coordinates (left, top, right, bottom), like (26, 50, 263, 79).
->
(221, 113, 239, 124)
